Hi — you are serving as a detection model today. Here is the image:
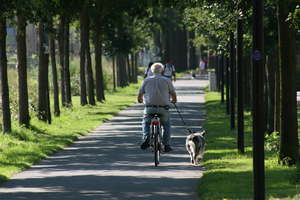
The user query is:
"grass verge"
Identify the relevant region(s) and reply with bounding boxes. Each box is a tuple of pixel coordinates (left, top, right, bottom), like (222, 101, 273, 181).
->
(199, 91, 300, 200)
(0, 82, 140, 184)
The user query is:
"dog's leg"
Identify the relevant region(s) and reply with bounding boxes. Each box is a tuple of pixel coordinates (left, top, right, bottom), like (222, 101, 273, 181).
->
(186, 143, 195, 165)
(194, 154, 198, 166)
(190, 152, 194, 164)
(188, 146, 194, 164)
(195, 155, 201, 166)
(191, 144, 196, 165)
(191, 149, 197, 165)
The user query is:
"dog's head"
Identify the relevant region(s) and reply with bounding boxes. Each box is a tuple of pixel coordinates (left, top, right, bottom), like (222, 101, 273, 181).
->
(186, 130, 206, 143)
(199, 130, 206, 137)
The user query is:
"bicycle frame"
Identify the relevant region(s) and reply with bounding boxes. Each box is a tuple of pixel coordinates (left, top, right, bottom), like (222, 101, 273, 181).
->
(150, 114, 162, 167)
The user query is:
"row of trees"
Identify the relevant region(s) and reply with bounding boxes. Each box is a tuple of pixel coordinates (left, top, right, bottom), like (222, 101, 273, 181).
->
(184, 1, 300, 162)
(0, 0, 200, 133)
(183, 1, 299, 198)
(0, 0, 146, 132)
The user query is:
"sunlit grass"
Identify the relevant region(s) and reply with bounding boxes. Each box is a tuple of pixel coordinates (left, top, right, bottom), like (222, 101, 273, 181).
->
(199, 92, 300, 200)
(0, 82, 140, 184)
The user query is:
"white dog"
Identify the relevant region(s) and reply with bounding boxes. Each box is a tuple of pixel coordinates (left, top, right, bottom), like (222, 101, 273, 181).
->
(185, 131, 206, 166)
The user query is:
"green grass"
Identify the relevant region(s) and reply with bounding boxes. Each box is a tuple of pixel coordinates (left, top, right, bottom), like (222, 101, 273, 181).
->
(0, 82, 140, 184)
(199, 92, 300, 200)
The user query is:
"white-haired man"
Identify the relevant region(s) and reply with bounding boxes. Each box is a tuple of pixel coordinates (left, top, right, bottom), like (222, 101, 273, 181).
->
(137, 62, 177, 152)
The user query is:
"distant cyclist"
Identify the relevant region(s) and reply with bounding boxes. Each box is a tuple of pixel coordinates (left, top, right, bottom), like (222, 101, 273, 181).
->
(163, 59, 176, 81)
(137, 63, 177, 152)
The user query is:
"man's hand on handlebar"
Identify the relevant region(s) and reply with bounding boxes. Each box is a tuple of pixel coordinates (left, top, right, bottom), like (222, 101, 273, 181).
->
(171, 92, 177, 104)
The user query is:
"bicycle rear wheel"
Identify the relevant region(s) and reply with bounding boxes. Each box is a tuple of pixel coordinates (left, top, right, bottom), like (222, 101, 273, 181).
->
(154, 125, 160, 167)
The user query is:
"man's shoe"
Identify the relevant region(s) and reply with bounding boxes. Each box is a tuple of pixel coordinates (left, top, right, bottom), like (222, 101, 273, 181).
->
(164, 145, 173, 152)
(141, 137, 150, 150)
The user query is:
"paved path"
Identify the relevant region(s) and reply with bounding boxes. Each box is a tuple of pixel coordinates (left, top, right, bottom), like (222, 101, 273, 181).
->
(0, 76, 209, 200)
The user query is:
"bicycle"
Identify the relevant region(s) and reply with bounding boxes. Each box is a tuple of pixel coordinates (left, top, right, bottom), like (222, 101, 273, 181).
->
(150, 113, 162, 167)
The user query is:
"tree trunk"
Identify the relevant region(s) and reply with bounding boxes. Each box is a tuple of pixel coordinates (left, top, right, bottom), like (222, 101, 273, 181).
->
(0, 17, 11, 133)
(133, 53, 138, 83)
(161, 24, 169, 62)
(58, 16, 66, 106)
(220, 53, 225, 103)
(46, 80, 51, 124)
(230, 32, 235, 129)
(127, 54, 132, 82)
(177, 28, 188, 71)
(16, 13, 30, 127)
(237, 18, 244, 153)
(188, 31, 197, 70)
(123, 54, 129, 86)
(162, 8, 187, 72)
(130, 54, 135, 82)
(116, 54, 121, 87)
(117, 54, 121, 87)
(274, 49, 280, 132)
(112, 56, 116, 91)
(252, 1, 265, 198)
(170, 27, 187, 72)
(64, 20, 72, 106)
(38, 23, 51, 123)
(199, 45, 205, 63)
(93, 26, 105, 102)
(244, 52, 252, 108)
(225, 56, 230, 115)
(215, 55, 219, 91)
(86, 28, 95, 106)
(265, 55, 275, 134)
(278, 1, 299, 165)
(153, 28, 162, 59)
(80, 3, 88, 106)
(49, 26, 60, 117)
(117, 54, 128, 87)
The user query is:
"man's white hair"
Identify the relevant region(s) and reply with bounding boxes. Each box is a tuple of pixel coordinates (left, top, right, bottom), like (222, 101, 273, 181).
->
(150, 62, 164, 74)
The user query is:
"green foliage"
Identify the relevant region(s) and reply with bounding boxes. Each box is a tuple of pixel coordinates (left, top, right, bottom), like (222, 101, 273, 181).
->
(183, 2, 235, 50)
(0, 0, 14, 18)
(102, 12, 152, 56)
(30, 0, 58, 23)
(92, 0, 152, 56)
(183, 1, 254, 52)
(288, 5, 300, 31)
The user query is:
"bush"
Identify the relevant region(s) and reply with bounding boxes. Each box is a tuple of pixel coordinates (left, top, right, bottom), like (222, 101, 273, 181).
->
(265, 131, 280, 153)
(69, 58, 81, 96)
(70, 73, 80, 96)
(103, 71, 113, 90)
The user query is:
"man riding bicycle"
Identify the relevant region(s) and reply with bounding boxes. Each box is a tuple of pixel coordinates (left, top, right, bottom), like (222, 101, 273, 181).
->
(137, 62, 177, 152)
